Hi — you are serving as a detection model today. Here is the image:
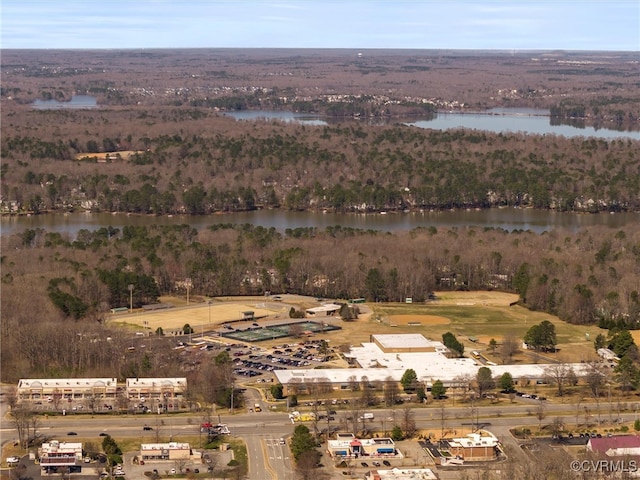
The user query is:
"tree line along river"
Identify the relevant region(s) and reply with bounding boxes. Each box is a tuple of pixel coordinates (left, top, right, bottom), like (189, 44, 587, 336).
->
(8, 104, 637, 237)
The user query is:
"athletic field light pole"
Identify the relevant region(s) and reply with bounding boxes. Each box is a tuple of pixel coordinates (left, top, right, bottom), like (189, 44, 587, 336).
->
(128, 284, 134, 312)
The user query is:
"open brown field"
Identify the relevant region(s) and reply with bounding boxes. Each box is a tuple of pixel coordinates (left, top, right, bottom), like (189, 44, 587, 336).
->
(117, 292, 603, 365)
(75, 150, 140, 161)
(108, 298, 286, 334)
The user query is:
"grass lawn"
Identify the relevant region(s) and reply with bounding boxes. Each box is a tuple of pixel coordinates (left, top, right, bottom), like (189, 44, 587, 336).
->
(362, 292, 603, 364)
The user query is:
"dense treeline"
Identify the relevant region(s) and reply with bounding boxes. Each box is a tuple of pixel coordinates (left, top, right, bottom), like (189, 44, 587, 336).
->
(1, 110, 639, 215)
(2, 50, 640, 216)
(2, 222, 640, 381)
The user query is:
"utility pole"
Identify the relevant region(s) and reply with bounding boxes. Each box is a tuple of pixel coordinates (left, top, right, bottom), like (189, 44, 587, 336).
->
(128, 284, 134, 312)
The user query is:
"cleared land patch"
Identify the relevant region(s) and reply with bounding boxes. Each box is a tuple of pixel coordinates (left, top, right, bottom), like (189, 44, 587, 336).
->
(108, 301, 283, 334)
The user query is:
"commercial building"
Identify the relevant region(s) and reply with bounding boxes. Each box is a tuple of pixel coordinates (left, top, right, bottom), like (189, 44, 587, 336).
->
(274, 334, 589, 395)
(17, 378, 119, 401)
(440, 430, 501, 461)
(17, 377, 186, 403)
(327, 433, 402, 459)
(365, 468, 439, 480)
(140, 442, 191, 461)
(39, 441, 83, 475)
(125, 377, 187, 400)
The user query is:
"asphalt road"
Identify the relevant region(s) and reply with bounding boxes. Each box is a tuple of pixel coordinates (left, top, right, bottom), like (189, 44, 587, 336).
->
(3, 398, 638, 480)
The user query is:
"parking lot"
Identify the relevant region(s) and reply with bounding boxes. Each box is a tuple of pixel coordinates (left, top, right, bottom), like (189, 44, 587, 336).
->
(122, 448, 234, 478)
(231, 340, 338, 378)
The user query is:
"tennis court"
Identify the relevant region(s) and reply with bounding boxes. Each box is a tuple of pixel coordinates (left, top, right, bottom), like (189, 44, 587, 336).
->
(222, 320, 341, 342)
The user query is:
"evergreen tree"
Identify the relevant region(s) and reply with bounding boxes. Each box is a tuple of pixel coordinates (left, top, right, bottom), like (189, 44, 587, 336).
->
(498, 372, 515, 392)
(431, 380, 447, 399)
(400, 369, 418, 392)
(290, 424, 317, 461)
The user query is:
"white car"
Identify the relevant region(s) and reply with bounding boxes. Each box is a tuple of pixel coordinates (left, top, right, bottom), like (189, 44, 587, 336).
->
(7, 456, 20, 464)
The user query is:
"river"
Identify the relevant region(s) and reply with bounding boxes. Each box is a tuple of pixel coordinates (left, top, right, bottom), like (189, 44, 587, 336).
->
(15, 103, 637, 237)
(2, 209, 638, 237)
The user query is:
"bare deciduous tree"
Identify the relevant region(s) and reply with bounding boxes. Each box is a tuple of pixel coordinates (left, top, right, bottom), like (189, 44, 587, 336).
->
(543, 363, 570, 397)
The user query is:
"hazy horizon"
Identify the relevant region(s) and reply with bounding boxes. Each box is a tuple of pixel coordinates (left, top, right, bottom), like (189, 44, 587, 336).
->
(2, 1, 638, 51)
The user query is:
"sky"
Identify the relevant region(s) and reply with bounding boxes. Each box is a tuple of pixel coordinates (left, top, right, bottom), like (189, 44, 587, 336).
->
(1, 0, 638, 51)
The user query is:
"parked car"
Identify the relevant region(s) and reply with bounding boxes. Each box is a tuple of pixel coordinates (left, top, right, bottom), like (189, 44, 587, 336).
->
(372, 461, 380, 467)
(383, 460, 391, 467)
(6, 456, 20, 464)
(361, 462, 369, 467)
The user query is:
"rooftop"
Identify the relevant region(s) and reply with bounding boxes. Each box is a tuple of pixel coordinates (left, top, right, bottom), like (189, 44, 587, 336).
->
(373, 334, 440, 350)
(18, 378, 117, 388)
(40, 441, 83, 453)
(329, 436, 395, 449)
(126, 378, 187, 388)
(275, 334, 589, 385)
(446, 431, 500, 448)
(588, 435, 640, 454)
(367, 467, 438, 480)
(141, 442, 190, 450)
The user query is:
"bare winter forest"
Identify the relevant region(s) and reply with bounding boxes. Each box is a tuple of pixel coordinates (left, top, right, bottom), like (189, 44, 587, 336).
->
(1, 49, 640, 382)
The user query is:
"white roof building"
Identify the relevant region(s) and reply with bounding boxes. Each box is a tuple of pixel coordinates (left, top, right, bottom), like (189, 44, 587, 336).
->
(365, 468, 438, 480)
(274, 334, 589, 391)
(306, 303, 342, 315)
(126, 377, 187, 398)
(327, 433, 400, 458)
(597, 348, 619, 361)
(39, 441, 83, 468)
(17, 378, 118, 400)
(140, 442, 191, 460)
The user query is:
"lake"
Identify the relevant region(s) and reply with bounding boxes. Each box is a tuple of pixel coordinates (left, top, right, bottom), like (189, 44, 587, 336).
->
(225, 108, 640, 140)
(32, 95, 98, 110)
(2, 209, 638, 238)
(30, 98, 638, 140)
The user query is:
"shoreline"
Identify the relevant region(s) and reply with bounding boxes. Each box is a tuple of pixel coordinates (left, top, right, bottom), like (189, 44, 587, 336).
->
(2, 205, 638, 219)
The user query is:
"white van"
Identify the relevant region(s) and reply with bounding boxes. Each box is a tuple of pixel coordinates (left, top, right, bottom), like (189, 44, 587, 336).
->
(360, 412, 374, 420)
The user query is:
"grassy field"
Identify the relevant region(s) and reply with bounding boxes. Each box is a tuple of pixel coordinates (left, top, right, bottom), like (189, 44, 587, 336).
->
(108, 291, 603, 364)
(352, 291, 602, 364)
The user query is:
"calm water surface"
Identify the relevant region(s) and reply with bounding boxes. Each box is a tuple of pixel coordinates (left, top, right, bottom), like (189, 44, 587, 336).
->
(226, 108, 640, 140)
(32, 95, 98, 110)
(2, 209, 638, 238)
(30, 99, 638, 140)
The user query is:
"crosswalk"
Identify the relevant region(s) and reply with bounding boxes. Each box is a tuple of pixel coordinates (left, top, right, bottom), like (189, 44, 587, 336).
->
(264, 438, 291, 471)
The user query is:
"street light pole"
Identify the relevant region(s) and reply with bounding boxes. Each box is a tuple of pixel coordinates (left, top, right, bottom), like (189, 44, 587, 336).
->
(185, 278, 191, 305)
(128, 284, 134, 312)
